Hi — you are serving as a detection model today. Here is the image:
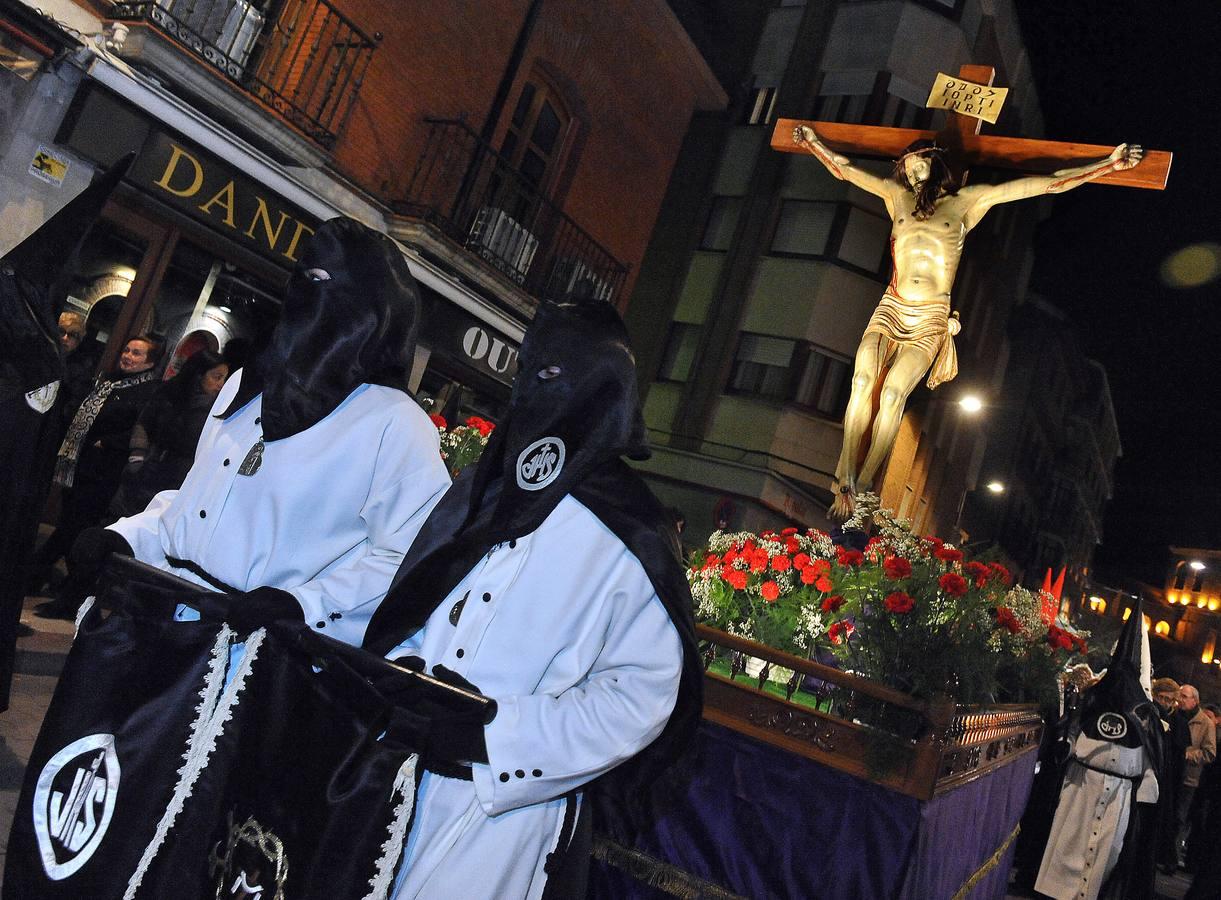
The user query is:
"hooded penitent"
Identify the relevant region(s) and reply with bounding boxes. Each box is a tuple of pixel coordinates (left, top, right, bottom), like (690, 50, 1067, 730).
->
(0, 153, 133, 401)
(364, 295, 702, 788)
(1079, 594, 1159, 753)
(0, 154, 133, 712)
(220, 216, 420, 441)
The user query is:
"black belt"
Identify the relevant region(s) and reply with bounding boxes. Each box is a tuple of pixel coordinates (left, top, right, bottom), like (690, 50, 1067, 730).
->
(1071, 756, 1142, 784)
(165, 556, 238, 594)
(423, 758, 473, 781)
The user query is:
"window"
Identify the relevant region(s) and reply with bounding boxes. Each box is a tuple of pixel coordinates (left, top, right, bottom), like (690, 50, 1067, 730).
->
(838, 207, 889, 272)
(769, 201, 889, 278)
(771, 201, 835, 256)
(744, 86, 779, 125)
(791, 344, 851, 417)
(728, 333, 795, 400)
(501, 80, 569, 191)
(700, 196, 742, 251)
(812, 92, 868, 125)
(657, 323, 700, 383)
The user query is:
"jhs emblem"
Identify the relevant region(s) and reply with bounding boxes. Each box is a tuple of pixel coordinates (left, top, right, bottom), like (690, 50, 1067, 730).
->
(1097, 712, 1128, 740)
(516, 437, 566, 491)
(33, 734, 121, 880)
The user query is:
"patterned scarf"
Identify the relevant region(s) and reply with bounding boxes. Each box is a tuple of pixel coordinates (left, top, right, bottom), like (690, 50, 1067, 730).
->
(55, 370, 156, 488)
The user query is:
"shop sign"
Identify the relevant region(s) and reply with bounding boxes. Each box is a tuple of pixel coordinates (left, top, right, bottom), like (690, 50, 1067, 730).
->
(422, 290, 520, 386)
(461, 325, 519, 380)
(129, 132, 317, 264)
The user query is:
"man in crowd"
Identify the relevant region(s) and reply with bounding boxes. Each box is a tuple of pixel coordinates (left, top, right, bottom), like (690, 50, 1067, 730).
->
(1177, 684, 1216, 864)
(362, 293, 701, 899)
(1154, 677, 1192, 872)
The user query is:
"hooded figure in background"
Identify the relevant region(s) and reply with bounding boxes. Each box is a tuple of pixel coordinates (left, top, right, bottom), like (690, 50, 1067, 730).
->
(0, 154, 131, 711)
(363, 292, 701, 900)
(99, 216, 450, 644)
(1036, 596, 1164, 900)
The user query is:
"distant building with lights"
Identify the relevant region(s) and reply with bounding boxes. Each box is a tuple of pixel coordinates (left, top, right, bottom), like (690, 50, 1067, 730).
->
(1076, 547, 1221, 699)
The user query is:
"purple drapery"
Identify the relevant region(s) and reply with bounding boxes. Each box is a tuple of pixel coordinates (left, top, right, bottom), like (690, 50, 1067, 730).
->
(592, 721, 1038, 900)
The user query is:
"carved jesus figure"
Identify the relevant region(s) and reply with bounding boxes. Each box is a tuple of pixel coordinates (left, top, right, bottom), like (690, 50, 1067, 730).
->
(793, 124, 1143, 519)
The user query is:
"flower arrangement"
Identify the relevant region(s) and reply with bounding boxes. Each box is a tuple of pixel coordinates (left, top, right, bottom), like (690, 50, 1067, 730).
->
(430, 413, 495, 478)
(688, 494, 1087, 706)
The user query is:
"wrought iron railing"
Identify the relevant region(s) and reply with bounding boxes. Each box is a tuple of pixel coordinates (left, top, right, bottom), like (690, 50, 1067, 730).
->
(110, 0, 378, 146)
(397, 118, 628, 303)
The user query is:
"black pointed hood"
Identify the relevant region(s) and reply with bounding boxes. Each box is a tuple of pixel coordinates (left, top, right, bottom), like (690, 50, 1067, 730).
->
(221, 216, 420, 440)
(1080, 594, 1154, 749)
(0, 153, 133, 397)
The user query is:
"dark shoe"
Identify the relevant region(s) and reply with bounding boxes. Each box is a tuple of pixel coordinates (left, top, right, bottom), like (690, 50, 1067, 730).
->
(33, 599, 79, 621)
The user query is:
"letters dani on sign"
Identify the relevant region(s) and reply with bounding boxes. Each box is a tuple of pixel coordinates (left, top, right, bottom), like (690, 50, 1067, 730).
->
(925, 72, 1008, 125)
(152, 143, 314, 262)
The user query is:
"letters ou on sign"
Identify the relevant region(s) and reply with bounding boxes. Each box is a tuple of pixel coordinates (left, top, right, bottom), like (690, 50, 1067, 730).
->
(462, 325, 519, 380)
(925, 72, 1009, 125)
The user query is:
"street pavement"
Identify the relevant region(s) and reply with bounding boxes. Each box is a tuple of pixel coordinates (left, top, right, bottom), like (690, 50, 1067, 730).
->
(0, 594, 1200, 899)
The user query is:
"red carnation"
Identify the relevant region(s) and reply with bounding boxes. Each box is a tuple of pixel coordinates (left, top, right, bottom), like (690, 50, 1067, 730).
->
(1047, 625, 1075, 651)
(883, 557, 913, 580)
(793, 552, 811, 570)
(934, 546, 964, 564)
(815, 575, 834, 593)
(725, 569, 748, 591)
(884, 591, 915, 614)
(784, 537, 800, 554)
(750, 550, 769, 573)
(428, 413, 447, 430)
(761, 580, 780, 602)
(965, 561, 991, 587)
(770, 555, 791, 572)
(925, 536, 944, 549)
(836, 547, 864, 567)
(995, 607, 1021, 634)
(821, 594, 845, 613)
(702, 554, 721, 572)
(828, 620, 855, 645)
(799, 567, 817, 585)
(761, 531, 777, 541)
(939, 572, 968, 596)
(465, 415, 495, 437)
(989, 563, 1013, 586)
(781, 527, 799, 536)
(809, 558, 832, 577)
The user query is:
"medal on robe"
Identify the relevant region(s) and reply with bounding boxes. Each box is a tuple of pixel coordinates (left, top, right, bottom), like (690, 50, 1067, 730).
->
(238, 439, 264, 476)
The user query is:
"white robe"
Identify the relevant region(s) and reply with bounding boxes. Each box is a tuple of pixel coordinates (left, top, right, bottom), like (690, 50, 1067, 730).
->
(1035, 733, 1159, 900)
(387, 494, 683, 900)
(110, 370, 451, 646)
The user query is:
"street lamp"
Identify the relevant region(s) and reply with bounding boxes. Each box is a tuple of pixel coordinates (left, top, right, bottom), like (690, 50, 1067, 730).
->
(1191, 560, 1207, 571)
(986, 480, 1005, 494)
(958, 394, 984, 414)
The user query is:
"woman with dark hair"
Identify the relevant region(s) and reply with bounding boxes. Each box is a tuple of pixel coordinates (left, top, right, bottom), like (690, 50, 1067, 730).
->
(30, 334, 164, 611)
(109, 349, 229, 519)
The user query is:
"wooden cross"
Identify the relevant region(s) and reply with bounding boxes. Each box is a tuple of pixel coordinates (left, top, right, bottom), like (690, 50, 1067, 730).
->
(772, 64, 1171, 190)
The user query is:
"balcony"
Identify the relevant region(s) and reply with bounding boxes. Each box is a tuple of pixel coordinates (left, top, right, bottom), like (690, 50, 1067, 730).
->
(109, 0, 378, 156)
(395, 118, 627, 306)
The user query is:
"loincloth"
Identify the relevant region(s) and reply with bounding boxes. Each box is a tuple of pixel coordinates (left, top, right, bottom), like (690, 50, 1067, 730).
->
(863, 290, 959, 389)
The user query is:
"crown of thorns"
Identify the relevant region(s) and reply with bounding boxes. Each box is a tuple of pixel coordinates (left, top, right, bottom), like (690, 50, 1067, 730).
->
(895, 144, 948, 163)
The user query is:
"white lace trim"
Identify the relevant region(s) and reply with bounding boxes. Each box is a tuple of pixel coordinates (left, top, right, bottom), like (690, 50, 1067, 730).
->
(73, 596, 97, 636)
(123, 627, 265, 899)
(361, 753, 420, 900)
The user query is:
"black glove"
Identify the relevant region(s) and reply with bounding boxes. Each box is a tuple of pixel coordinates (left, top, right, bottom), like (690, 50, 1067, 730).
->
(224, 586, 304, 634)
(60, 527, 134, 604)
(424, 664, 490, 764)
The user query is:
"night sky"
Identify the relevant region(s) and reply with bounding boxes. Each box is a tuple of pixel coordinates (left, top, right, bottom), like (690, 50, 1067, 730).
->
(1013, 3, 1221, 585)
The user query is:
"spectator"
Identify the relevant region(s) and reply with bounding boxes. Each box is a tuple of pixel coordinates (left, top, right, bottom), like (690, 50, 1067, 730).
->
(56, 311, 99, 432)
(108, 349, 229, 519)
(30, 335, 163, 612)
(1186, 703, 1221, 873)
(1154, 677, 1191, 873)
(1177, 685, 1217, 863)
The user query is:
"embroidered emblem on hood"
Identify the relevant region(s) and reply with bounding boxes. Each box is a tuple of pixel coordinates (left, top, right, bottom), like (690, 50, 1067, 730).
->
(516, 437, 565, 491)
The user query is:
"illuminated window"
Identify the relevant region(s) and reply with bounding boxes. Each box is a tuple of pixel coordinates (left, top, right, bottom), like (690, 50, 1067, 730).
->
(1155, 621, 1171, 637)
(1122, 607, 1132, 622)
(1088, 596, 1106, 614)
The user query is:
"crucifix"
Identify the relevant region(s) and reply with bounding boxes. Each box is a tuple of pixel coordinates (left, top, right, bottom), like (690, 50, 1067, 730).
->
(772, 64, 1171, 521)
